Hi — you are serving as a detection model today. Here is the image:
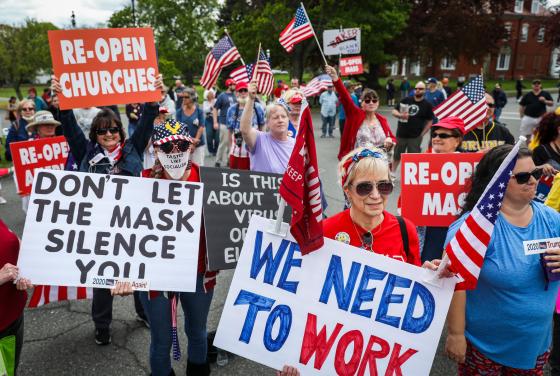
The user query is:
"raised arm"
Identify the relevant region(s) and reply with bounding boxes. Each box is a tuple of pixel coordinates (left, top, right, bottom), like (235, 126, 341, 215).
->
(59, 109, 89, 163)
(130, 75, 163, 154)
(240, 80, 259, 150)
(325, 65, 360, 120)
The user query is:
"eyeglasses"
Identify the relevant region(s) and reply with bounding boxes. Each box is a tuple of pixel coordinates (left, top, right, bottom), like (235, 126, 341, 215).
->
(238, 89, 248, 93)
(22, 107, 35, 111)
(511, 168, 543, 184)
(159, 140, 191, 154)
(486, 103, 496, 108)
(363, 98, 378, 104)
(431, 131, 458, 139)
(350, 180, 393, 196)
(95, 127, 120, 136)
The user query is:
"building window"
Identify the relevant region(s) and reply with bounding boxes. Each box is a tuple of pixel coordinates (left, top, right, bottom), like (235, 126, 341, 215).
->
(504, 22, 512, 40)
(496, 51, 511, 71)
(533, 55, 542, 71)
(531, 0, 540, 13)
(390, 61, 399, 76)
(514, 0, 524, 13)
(537, 26, 545, 43)
(411, 61, 420, 76)
(520, 23, 529, 42)
(517, 54, 526, 69)
(440, 56, 456, 70)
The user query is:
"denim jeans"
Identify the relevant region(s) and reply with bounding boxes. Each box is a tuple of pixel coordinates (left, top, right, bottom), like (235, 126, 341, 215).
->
(205, 116, 219, 155)
(139, 274, 213, 376)
(321, 115, 335, 136)
(494, 107, 503, 122)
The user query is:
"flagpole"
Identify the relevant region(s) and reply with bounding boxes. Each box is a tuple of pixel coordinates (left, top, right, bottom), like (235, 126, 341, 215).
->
(300, 2, 328, 66)
(481, 68, 486, 146)
(253, 43, 261, 80)
(224, 28, 246, 66)
(274, 198, 287, 234)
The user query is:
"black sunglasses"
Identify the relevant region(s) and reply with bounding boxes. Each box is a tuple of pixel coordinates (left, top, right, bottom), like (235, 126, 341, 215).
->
(511, 168, 543, 184)
(351, 180, 393, 196)
(159, 140, 191, 154)
(431, 131, 458, 139)
(238, 89, 248, 93)
(95, 127, 120, 136)
(363, 98, 378, 104)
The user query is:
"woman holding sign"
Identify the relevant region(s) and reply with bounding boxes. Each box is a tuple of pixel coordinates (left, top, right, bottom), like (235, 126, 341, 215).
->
(445, 145, 560, 373)
(139, 119, 215, 376)
(323, 147, 421, 265)
(324, 65, 395, 160)
(51, 75, 162, 346)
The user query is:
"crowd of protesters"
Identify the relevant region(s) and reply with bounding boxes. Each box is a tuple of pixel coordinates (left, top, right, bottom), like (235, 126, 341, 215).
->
(1, 62, 560, 376)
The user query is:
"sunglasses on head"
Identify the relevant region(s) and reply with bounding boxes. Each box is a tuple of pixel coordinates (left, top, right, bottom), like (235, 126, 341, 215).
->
(431, 131, 458, 139)
(351, 180, 394, 196)
(159, 140, 191, 154)
(95, 127, 120, 136)
(363, 98, 378, 104)
(511, 168, 543, 184)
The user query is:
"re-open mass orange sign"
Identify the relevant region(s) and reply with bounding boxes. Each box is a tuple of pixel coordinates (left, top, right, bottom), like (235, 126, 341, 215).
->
(48, 28, 160, 110)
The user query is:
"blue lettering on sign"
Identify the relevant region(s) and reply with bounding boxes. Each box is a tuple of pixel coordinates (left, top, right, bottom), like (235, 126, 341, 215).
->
(319, 255, 361, 310)
(375, 274, 412, 329)
(250, 230, 290, 285)
(234, 289, 275, 343)
(263, 304, 292, 352)
(350, 265, 387, 318)
(277, 241, 302, 294)
(401, 282, 436, 334)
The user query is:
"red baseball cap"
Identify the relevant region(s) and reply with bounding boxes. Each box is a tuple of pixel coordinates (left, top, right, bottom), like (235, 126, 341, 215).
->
(432, 116, 466, 135)
(289, 93, 304, 104)
(225, 78, 235, 86)
(235, 82, 249, 91)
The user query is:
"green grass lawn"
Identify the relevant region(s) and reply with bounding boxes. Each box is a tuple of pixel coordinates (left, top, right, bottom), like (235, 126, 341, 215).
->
(0, 137, 12, 168)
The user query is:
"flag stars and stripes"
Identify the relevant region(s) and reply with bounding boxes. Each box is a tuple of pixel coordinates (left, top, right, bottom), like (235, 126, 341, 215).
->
(279, 5, 314, 53)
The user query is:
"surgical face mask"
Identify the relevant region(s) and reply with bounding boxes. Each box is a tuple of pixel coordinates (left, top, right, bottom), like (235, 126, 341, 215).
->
(156, 150, 191, 180)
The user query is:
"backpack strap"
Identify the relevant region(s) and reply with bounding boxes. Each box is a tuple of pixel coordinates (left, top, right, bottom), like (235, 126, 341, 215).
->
(396, 216, 410, 258)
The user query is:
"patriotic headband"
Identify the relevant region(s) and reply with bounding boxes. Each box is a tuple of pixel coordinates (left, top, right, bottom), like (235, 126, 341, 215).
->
(152, 119, 192, 146)
(276, 98, 291, 113)
(341, 149, 387, 187)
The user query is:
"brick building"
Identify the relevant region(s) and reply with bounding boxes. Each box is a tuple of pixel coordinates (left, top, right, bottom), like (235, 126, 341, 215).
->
(389, 0, 560, 80)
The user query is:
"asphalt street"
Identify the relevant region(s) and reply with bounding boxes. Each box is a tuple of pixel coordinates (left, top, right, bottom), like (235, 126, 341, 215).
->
(0, 97, 550, 375)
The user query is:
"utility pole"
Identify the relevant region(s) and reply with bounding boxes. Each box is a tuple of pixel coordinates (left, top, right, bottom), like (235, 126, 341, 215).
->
(71, 11, 76, 28)
(131, 0, 136, 27)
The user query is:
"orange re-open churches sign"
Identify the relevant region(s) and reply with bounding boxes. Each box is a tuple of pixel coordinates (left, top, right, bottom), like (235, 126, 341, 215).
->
(48, 28, 160, 110)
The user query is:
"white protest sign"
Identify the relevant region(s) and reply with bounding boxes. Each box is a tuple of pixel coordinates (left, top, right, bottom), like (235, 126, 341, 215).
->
(523, 237, 560, 255)
(323, 28, 360, 56)
(18, 170, 203, 292)
(214, 216, 456, 375)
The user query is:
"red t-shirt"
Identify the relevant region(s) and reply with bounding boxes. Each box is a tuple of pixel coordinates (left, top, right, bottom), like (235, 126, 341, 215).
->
(323, 210, 421, 266)
(0, 220, 27, 331)
(141, 164, 207, 274)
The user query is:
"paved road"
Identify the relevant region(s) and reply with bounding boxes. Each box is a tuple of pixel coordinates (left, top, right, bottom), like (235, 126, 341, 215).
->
(0, 98, 550, 375)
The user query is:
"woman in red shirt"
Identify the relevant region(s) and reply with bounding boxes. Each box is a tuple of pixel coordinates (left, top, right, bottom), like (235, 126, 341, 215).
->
(0, 219, 32, 374)
(323, 147, 421, 265)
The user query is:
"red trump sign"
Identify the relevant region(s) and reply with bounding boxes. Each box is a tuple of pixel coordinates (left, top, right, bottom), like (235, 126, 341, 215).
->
(400, 153, 483, 227)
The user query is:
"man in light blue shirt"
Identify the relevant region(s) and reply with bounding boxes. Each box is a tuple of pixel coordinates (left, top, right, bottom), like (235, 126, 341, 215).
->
(319, 84, 338, 138)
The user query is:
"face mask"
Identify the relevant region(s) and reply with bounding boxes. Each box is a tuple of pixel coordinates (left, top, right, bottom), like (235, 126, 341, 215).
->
(156, 150, 191, 180)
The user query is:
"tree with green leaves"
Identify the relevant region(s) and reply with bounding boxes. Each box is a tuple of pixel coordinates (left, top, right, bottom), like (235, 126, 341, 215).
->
(219, 0, 410, 88)
(108, 0, 219, 85)
(0, 20, 58, 99)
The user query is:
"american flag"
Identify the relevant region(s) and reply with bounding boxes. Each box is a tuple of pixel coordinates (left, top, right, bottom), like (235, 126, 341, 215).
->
(446, 139, 522, 290)
(433, 75, 487, 132)
(229, 51, 274, 96)
(279, 5, 314, 53)
(200, 36, 241, 89)
(28, 285, 92, 308)
(301, 74, 332, 97)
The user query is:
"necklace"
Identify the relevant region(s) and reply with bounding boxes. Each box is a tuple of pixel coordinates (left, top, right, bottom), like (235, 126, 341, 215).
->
(349, 213, 384, 252)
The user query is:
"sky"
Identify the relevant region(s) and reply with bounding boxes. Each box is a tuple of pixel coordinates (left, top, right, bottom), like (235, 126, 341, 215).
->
(0, 0, 129, 27)
(0, 0, 558, 28)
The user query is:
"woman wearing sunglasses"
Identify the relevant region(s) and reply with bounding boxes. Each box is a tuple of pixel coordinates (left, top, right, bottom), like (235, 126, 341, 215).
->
(324, 65, 395, 160)
(139, 119, 216, 376)
(323, 147, 421, 265)
(445, 145, 560, 373)
(419, 117, 466, 263)
(50, 74, 162, 346)
(532, 109, 560, 176)
(5, 99, 35, 161)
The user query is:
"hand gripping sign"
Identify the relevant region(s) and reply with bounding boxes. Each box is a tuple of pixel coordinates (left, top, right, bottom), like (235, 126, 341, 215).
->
(401, 153, 483, 227)
(10, 136, 69, 196)
(214, 216, 456, 376)
(17, 170, 203, 292)
(48, 27, 160, 109)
